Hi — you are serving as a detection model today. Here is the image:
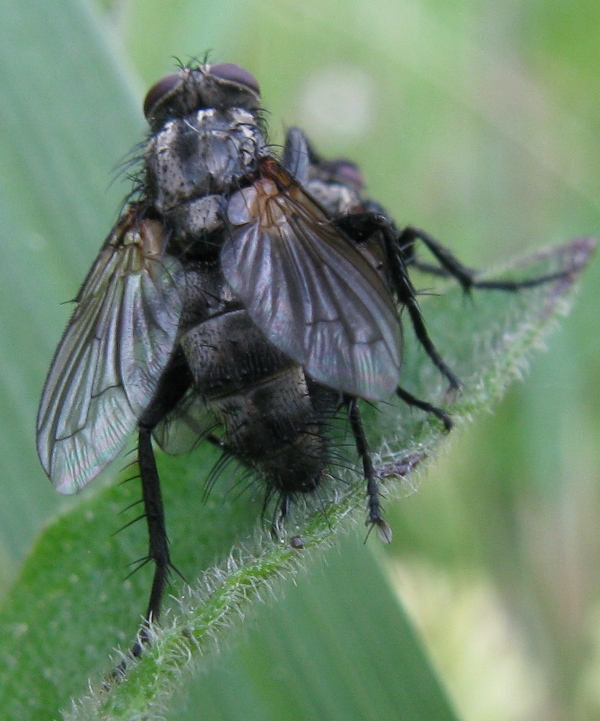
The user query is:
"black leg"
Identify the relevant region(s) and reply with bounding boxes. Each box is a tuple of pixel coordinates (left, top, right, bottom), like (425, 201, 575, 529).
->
(462, 272, 573, 291)
(334, 211, 461, 391)
(131, 426, 171, 657)
(398, 226, 476, 290)
(380, 225, 461, 391)
(348, 399, 392, 543)
(108, 427, 172, 680)
(400, 225, 572, 291)
(396, 385, 452, 432)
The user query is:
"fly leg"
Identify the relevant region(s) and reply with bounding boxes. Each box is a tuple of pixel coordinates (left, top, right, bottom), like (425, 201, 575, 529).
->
(396, 225, 477, 289)
(126, 350, 192, 662)
(336, 211, 460, 392)
(108, 426, 172, 682)
(348, 398, 392, 543)
(130, 425, 171, 658)
(396, 385, 452, 431)
(398, 225, 572, 291)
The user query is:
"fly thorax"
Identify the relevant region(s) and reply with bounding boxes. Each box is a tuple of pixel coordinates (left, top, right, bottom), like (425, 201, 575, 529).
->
(305, 178, 362, 216)
(178, 261, 239, 333)
(164, 194, 223, 254)
(145, 107, 266, 214)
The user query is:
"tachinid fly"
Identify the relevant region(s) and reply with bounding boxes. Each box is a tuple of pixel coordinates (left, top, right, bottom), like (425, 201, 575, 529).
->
(36, 61, 567, 657)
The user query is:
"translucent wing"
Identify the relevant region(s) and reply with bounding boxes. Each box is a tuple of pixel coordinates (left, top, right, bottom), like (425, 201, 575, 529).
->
(153, 390, 216, 456)
(36, 211, 184, 494)
(223, 158, 402, 402)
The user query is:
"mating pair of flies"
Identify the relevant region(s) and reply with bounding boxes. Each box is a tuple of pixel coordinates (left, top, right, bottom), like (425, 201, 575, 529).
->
(36, 62, 566, 656)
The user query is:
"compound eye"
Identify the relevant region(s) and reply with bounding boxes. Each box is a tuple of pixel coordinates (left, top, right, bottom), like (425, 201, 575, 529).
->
(210, 63, 260, 96)
(143, 73, 183, 118)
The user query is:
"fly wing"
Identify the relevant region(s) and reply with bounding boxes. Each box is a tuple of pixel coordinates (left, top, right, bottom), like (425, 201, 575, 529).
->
(153, 390, 216, 456)
(222, 159, 402, 402)
(36, 212, 184, 494)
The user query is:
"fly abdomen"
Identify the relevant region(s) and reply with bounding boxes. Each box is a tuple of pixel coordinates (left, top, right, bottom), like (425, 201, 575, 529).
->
(181, 309, 336, 500)
(181, 309, 293, 395)
(212, 368, 328, 498)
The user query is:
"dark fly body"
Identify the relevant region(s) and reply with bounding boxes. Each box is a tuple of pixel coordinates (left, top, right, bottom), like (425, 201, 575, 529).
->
(36, 62, 568, 657)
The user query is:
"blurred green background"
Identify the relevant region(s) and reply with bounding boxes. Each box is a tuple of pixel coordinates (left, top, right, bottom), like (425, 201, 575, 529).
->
(1, 0, 599, 719)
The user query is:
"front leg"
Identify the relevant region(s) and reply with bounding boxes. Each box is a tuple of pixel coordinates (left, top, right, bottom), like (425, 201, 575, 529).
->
(336, 211, 460, 391)
(399, 226, 574, 291)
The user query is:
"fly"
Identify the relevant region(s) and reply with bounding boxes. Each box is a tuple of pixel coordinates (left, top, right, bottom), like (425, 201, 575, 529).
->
(36, 61, 570, 659)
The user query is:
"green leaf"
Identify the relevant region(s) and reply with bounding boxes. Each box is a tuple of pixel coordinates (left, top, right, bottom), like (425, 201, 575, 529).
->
(169, 536, 458, 721)
(0, 236, 593, 720)
(1, 1, 597, 720)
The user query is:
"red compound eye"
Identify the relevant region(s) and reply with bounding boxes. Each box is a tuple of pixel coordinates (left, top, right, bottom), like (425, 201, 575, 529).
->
(210, 63, 260, 96)
(143, 73, 182, 119)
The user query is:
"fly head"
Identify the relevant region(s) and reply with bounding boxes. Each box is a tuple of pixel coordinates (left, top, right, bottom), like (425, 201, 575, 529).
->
(144, 63, 268, 251)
